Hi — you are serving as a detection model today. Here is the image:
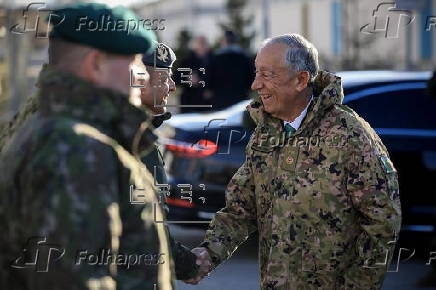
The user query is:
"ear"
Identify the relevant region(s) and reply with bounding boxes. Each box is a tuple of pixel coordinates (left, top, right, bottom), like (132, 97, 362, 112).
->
(295, 71, 310, 92)
(79, 49, 103, 83)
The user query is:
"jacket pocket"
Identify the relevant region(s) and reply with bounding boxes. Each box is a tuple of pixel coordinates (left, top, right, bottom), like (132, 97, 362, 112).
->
(278, 144, 300, 175)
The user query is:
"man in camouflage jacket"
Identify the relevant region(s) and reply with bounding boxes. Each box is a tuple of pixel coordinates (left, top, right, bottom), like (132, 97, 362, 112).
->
(189, 34, 402, 289)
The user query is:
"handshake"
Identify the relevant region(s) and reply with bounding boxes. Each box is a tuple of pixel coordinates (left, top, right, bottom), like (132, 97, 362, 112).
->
(183, 247, 213, 285)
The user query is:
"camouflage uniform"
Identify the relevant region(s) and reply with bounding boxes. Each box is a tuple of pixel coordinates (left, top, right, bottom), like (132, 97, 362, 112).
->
(0, 90, 38, 153)
(0, 64, 198, 282)
(0, 66, 174, 290)
(201, 71, 402, 290)
(142, 132, 199, 281)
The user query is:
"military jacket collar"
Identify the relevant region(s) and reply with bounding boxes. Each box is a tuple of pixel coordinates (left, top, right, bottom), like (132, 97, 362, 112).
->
(37, 65, 157, 156)
(247, 70, 344, 139)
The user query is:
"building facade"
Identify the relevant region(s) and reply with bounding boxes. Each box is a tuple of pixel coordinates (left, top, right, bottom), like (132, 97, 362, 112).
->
(136, 0, 436, 70)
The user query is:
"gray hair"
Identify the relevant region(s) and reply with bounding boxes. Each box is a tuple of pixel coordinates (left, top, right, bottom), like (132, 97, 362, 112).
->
(262, 33, 319, 83)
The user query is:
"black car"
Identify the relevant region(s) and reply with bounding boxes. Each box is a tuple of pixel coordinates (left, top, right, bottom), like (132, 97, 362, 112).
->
(157, 71, 436, 234)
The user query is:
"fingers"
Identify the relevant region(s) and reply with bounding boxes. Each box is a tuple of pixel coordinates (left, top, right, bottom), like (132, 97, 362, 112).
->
(183, 273, 204, 285)
(183, 247, 212, 285)
(192, 247, 212, 273)
(183, 276, 202, 285)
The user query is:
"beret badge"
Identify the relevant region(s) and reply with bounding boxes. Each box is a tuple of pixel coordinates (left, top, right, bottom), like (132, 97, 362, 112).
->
(157, 44, 169, 62)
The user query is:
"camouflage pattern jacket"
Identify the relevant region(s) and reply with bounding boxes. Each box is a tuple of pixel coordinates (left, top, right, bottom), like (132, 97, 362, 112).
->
(201, 71, 402, 290)
(0, 66, 174, 290)
(0, 65, 199, 282)
(141, 137, 199, 280)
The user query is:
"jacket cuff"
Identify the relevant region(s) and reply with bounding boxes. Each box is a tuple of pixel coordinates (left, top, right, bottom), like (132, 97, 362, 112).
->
(173, 242, 199, 280)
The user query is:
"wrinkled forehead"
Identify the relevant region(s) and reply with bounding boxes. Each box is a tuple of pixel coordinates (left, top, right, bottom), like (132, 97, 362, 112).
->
(255, 42, 288, 69)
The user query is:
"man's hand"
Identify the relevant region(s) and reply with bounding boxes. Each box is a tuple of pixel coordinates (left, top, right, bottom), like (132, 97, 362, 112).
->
(183, 247, 212, 285)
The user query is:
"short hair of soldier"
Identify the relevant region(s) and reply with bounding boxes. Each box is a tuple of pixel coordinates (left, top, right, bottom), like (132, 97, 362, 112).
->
(48, 37, 93, 71)
(48, 37, 121, 74)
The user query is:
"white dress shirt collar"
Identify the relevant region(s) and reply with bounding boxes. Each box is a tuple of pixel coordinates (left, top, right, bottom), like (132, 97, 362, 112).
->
(283, 96, 313, 130)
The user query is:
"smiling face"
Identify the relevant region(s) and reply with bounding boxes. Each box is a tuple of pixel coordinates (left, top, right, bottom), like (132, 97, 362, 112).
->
(251, 42, 309, 120)
(140, 67, 176, 114)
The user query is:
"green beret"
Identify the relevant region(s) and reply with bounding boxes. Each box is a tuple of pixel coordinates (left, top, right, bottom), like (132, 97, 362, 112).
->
(49, 2, 156, 55)
(142, 42, 176, 68)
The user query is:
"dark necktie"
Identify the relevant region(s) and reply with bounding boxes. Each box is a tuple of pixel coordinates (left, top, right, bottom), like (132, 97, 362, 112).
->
(284, 123, 296, 135)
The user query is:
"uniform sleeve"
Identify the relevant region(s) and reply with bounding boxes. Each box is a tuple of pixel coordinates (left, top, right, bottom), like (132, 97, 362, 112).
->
(344, 137, 402, 289)
(141, 146, 199, 280)
(169, 237, 198, 280)
(200, 155, 257, 268)
(0, 92, 38, 153)
(19, 133, 120, 289)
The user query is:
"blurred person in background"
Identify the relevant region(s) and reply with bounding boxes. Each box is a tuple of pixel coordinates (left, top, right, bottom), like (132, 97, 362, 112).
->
(0, 3, 175, 289)
(206, 30, 254, 111)
(175, 36, 212, 113)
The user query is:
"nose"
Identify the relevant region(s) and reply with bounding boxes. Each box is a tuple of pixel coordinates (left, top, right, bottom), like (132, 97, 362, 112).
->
(169, 77, 176, 92)
(251, 75, 262, 91)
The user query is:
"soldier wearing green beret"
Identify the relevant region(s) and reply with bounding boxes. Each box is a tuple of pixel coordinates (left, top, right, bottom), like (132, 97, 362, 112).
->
(0, 3, 177, 290)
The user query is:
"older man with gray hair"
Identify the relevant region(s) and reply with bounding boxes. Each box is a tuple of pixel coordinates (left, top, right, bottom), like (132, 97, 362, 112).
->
(185, 33, 401, 290)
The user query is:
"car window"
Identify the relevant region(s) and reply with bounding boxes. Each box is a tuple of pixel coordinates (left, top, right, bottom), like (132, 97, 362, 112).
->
(345, 84, 436, 130)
